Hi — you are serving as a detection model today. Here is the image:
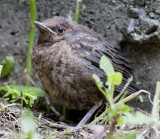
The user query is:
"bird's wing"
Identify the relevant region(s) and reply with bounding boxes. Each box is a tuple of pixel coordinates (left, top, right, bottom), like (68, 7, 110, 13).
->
(71, 38, 137, 94)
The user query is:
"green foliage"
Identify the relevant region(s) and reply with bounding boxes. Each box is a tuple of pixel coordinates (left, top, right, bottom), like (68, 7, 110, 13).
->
(100, 56, 115, 75)
(100, 56, 122, 86)
(108, 72, 122, 86)
(124, 111, 153, 124)
(36, 113, 42, 121)
(65, 128, 72, 135)
(93, 55, 123, 106)
(21, 108, 41, 139)
(0, 85, 45, 97)
(110, 132, 137, 139)
(2, 85, 40, 107)
(92, 55, 153, 137)
(0, 56, 14, 78)
(93, 56, 130, 126)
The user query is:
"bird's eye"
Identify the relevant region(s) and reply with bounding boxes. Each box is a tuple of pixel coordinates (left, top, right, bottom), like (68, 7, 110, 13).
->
(57, 27, 64, 34)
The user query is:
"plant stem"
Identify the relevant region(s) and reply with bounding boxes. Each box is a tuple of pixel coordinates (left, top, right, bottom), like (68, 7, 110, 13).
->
(74, 0, 81, 23)
(63, 106, 66, 120)
(20, 91, 23, 109)
(151, 81, 160, 122)
(114, 76, 133, 102)
(0, 65, 3, 77)
(90, 108, 109, 124)
(26, 0, 36, 85)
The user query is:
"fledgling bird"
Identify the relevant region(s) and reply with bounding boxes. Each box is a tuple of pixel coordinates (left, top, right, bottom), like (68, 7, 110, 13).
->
(31, 16, 137, 130)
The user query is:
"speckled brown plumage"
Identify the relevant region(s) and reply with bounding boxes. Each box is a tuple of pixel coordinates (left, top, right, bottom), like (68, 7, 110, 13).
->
(31, 16, 137, 111)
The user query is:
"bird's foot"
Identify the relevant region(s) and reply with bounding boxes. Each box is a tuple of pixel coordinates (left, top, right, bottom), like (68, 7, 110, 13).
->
(49, 123, 83, 133)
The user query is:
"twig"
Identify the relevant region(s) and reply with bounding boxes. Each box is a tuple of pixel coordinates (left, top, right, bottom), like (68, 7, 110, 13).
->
(0, 103, 21, 111)
(137, 128, 150, 139)
(123, 89, 153, 105)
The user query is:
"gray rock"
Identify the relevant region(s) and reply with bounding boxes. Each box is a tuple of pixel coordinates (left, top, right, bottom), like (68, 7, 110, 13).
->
(127, 19, 135, 33)
(139, 16, 158, 35)
(149, 12, 155, 19)
(128, 7, 139, 18)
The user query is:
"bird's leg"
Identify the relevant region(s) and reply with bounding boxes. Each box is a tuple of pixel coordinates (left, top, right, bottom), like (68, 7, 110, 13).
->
(49, 102, 102, 132)
(73, 101, 102, 131)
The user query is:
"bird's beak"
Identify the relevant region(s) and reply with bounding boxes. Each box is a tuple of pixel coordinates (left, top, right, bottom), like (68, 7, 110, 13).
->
(34, 21, 56, 35)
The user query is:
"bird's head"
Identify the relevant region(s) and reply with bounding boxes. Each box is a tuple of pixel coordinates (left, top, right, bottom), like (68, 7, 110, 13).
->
(34, 16, 78, 45)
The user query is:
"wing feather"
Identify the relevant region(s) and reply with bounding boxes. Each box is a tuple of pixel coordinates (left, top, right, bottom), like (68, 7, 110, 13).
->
(71, 37, 137, 94)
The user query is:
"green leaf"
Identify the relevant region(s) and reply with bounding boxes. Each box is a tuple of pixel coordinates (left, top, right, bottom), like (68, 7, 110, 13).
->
(23, 92, 37, 107)
(3, 92, 11, 98)
(117, 117, 124, 125)
(21, 109, 37, 137)
(24, 92, 37, 101)
(0, 85, 45, 97)
(3, 98, 9, 101)
(122, 132, 138, 139)
(121, 105, 132, 112)
(0, 65, 3, 77)
(1, 85, 44, 107)
(65, 128, 72, 135)
(111, 132, 137, 139)
(2, 85, 20, 101)
(92, 74, 103, 88)
(124, 111, 153, 124)
(0, 56, 15, 78)
(12, 90, 20, 99)
(115, 102, 132, 113)
(10, 98, 19, 103)
(23, 97, 29, 105)
(108, 72, 122, 85)
(100, 56, 114, 75)
(36, 113, 42, 121)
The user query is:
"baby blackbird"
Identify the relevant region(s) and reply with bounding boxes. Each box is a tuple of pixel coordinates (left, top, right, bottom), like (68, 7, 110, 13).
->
(31, 16, 137, 130)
